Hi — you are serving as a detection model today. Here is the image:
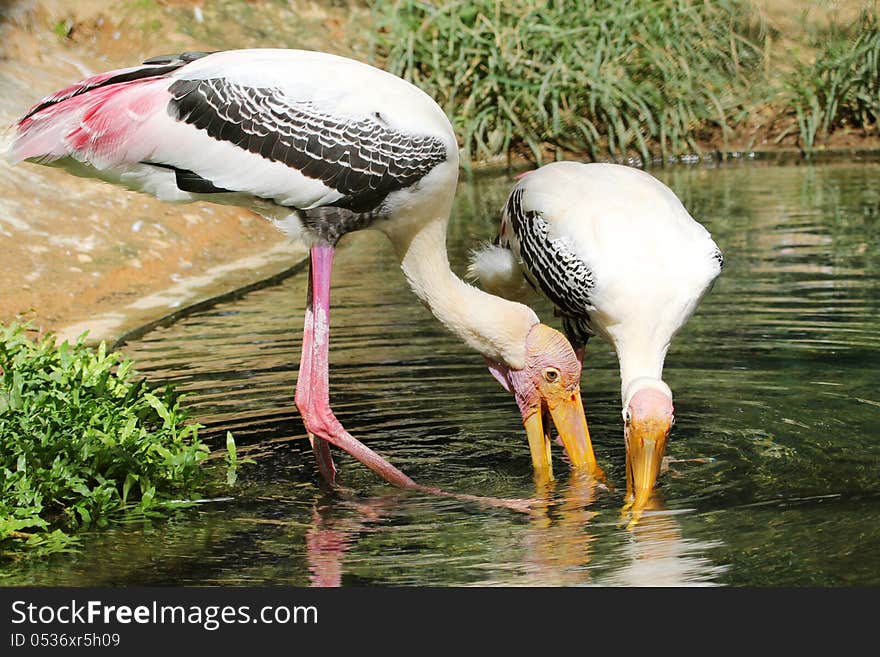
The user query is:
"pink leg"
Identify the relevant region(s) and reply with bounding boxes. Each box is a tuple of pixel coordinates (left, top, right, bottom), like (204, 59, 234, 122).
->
(295, 254, 337, 485)
(294, 245, 419, 489)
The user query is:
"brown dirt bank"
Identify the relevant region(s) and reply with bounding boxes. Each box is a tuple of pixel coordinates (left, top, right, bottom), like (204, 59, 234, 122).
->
(0, 0, 364, 343)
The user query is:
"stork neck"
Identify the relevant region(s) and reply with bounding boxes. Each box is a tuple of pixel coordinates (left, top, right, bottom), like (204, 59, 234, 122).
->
(615, 338, 670, 404)
(386, 212, 538, 370)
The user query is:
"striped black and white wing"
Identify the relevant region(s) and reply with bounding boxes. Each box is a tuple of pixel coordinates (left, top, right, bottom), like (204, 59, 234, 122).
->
(501, 186, 597, 347)
(156, 50, 453, 217)
(164, 76, 448, 214)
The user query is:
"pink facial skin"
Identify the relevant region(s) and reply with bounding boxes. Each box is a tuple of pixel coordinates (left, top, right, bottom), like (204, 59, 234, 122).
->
(485, 324, 582, 420)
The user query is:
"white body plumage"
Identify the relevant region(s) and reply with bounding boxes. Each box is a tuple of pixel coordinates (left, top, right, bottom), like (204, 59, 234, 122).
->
(471, 161, 722, 409)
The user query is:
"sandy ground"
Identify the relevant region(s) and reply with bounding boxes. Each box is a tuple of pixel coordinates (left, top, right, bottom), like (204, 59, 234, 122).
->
(0, 0, 366, 344)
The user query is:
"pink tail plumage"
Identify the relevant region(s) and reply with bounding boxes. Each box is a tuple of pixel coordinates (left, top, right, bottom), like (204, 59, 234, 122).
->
(7, 57, 193, 168)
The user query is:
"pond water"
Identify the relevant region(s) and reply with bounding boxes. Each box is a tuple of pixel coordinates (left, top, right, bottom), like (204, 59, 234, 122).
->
(10, 159, 880, 586)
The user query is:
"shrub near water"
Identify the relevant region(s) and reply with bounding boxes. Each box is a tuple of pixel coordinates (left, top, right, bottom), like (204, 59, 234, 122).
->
(372, 0, 765, 163)
(0, 323, 209, 557)
(787, 12, 880, 151)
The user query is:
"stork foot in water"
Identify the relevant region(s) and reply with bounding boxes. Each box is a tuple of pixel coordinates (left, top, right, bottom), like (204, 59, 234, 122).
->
(293, 245, 538, 513)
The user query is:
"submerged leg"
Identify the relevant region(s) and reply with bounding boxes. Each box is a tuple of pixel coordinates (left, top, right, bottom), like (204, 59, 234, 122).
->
(294, 244, 419, 489)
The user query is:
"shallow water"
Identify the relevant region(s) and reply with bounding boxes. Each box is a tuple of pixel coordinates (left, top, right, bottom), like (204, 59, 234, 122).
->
(9, 160, 880, 586)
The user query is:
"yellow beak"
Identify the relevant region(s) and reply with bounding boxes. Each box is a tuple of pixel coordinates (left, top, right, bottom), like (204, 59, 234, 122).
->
(625, 421, 669, 510)
(524, 386, 602, 483)
(524, 411, 554, 484)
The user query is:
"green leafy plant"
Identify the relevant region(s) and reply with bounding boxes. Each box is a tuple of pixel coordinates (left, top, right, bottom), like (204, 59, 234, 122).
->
(225, 431, 239, 486)
(52, 19, 74, 39)
(370, 0, 765, 164)
(0, 323, 216, 559)
(786, 11, 880, 152)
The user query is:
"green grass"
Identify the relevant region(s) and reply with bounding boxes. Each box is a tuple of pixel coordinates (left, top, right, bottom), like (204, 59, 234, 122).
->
(786, 11, 880, 151)
(370, 0, 766, 164)
(0, 323, 218, 560)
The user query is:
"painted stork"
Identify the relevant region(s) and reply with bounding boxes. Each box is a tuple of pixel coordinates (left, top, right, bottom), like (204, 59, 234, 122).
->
(7, 50, 600, 490)
(470, 162, 722, 507)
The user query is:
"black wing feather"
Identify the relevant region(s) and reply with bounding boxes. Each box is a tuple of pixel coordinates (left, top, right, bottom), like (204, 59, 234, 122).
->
(166, 78, 448, 214)
(504, 187, 596, 347)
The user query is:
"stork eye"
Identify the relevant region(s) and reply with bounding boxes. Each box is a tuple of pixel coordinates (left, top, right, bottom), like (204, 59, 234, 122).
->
(671, 415, 676, 427)
(543, 368, 560, 383)
(624, 409, 632, 425)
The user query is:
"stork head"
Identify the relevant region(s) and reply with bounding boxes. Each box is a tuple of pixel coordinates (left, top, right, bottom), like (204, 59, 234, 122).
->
(486, 324, 601, 482)
(623, 378, 674, 509)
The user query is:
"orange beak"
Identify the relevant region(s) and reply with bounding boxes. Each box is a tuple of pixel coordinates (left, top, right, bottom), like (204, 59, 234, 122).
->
(624, 416, 671, 510)
(524, 385, 602, 483)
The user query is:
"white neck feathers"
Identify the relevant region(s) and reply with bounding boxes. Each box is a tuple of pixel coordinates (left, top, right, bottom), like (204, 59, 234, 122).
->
(613, 332, 672, 408)
(384, 208, 538, 370)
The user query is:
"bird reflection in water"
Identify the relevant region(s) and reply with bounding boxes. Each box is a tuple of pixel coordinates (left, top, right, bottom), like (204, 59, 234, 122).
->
(484, 472, 725, 586)
(303, 486, 534, 587)
(603, 494, 727, 586)
(305, 495, 391, 588)
(517, 470, 601, 586)
(303, 471, 724, 587)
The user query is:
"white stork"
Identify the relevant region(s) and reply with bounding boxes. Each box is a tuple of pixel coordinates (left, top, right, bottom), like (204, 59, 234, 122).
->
(470, 161, 722, 507)
(7, 49, 600, 490)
